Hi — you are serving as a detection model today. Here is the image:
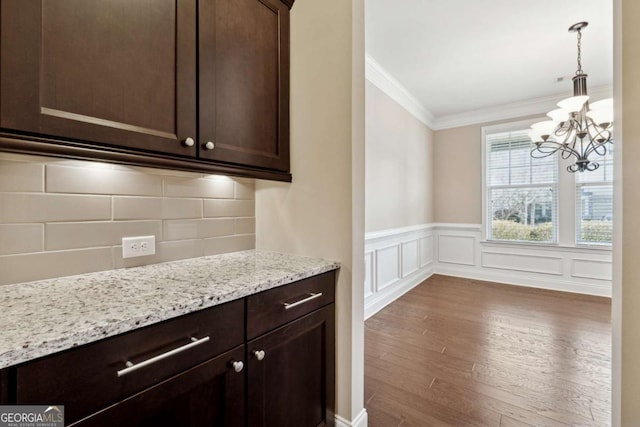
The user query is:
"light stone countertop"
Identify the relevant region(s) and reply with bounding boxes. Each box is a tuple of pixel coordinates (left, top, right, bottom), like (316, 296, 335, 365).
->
(0, 250, 340, 369)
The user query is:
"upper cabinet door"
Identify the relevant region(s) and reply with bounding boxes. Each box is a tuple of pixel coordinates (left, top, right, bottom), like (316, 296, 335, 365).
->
(198, 0, 290, 172)
(0, 0, 197, 157)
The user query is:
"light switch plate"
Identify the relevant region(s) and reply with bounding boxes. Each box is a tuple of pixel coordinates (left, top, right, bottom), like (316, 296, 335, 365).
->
(122, 235, 156, 259)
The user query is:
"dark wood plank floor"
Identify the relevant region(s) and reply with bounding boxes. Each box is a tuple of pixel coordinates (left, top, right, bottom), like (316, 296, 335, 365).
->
(365, 275, 611, 427)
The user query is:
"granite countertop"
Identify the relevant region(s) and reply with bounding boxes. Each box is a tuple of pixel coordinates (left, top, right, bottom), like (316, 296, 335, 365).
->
(0, 250, 340, 369)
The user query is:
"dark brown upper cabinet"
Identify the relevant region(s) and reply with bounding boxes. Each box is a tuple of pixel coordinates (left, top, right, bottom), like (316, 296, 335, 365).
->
(0, 0, 197, 157)
(0, 0, 292, 181)
(198, 0, 290, 172)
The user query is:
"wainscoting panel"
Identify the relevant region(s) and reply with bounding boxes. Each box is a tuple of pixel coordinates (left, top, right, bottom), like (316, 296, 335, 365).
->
(419, 236, 433, 268)
(572, 258, 613, 281)
(364, 251, 374, 298)
(438, 234, 475, 266)
(376, 244, 400, 291)
(364, 223, 612, 318)
(365, 225, 435, 319)
(482, 251, 563, 276)
(401, 240, 419, 278)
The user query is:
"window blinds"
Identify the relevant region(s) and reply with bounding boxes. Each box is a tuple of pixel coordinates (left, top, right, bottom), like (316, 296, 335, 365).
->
(486, 130, 558, 243)
(575, 145, 614, 244)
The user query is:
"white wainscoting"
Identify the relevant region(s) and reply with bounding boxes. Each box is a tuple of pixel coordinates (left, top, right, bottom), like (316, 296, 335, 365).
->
(433, 223, 612, 297)
(364, 223, 612, 318)
(364, 225, 435, 319)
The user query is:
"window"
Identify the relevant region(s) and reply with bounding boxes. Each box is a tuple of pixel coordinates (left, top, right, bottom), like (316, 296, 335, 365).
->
(483, 121, 614, 246)
(485, 129, 558, 243)
(576, 146, 614, 244)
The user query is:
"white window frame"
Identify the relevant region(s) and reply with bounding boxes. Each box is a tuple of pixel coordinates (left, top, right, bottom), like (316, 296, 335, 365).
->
(481, 118, 611, 249)
(482, 118, 560, 245)
(574, 146, 614, 247)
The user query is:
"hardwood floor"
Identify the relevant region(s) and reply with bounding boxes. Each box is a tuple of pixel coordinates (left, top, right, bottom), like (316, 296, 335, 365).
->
(364, 275, 611, 427)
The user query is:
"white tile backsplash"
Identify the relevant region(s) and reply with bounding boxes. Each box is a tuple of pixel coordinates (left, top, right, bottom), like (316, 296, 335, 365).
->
(0, 152, 255, 285)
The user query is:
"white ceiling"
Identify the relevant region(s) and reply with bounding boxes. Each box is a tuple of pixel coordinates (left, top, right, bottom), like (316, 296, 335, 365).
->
(365, 0, 613, 127)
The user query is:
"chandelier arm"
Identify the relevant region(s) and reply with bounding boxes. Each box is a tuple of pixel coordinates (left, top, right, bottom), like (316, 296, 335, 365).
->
(531, 140, 582, 165)
(557, 138, 581, 159)
(531, 141, 567, 157)
(554, 121, 581, 158)
(567, 163, 580, 173)
(561, 149, 576, 160)
(584, 141, 610, 159)
(531, 147, 560, 159)
(585, 116, 613, 144)
(586, 161, 600, 171)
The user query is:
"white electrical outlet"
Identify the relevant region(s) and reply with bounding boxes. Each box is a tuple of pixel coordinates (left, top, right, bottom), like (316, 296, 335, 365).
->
(122, 236, 156, 259)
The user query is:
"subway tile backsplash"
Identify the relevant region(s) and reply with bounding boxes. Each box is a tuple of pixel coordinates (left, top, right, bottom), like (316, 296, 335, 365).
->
(0, 153, 255, 285)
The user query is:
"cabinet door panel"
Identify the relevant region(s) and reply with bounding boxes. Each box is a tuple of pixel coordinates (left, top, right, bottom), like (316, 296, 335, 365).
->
(248, 305, 335, 427)
(0, 369, 8, 405)
(71, 346, 245, 427)
(199, 0, 290, 171)
(0, 0, 196, 156)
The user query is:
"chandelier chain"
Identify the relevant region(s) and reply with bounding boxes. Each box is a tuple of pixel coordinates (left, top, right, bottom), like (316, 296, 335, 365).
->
(576, 29, 583, 75)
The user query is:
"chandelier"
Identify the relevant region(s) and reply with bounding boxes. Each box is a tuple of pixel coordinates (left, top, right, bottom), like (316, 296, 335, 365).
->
(529, 22, 613, 173)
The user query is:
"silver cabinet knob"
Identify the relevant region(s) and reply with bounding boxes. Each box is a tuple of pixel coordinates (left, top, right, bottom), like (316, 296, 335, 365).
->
(204, 141, 215, 150)
(253, 350, 266, 361)
(184, 137, 195, 147)
(232, 360, 244, 373)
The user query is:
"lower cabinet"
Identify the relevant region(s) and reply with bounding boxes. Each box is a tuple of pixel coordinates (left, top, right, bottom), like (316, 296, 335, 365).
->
(247, 305, 335, 427)
(72, 346, 245, 427)
(5, 271, 336, 426)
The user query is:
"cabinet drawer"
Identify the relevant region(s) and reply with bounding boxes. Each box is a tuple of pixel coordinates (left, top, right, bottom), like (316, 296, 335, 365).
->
(70, 345, 246, 427)
(247, 271, 336, 340)
(16, 299, 244, 425)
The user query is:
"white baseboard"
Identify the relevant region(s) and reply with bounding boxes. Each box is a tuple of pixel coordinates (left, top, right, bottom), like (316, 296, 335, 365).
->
(436, 264, 611, 297)
(336, 408, 368, 427)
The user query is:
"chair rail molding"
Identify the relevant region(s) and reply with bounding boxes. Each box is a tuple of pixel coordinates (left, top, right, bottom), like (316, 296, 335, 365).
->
(364, 223, 612, 319)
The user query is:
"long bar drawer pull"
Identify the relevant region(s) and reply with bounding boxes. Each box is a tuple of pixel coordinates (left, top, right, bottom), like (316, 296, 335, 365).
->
(283, 292, 323, 310)
(117, 336, 210, 377)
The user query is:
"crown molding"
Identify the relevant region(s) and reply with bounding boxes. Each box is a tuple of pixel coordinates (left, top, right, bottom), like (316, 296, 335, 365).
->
(365, 54, 435, 129)
(432, 84, 614, 130)
(364, 53, 613, 131)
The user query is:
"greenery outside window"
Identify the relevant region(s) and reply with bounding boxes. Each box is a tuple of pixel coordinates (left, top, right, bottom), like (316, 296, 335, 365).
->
(485, 129, 558, 243)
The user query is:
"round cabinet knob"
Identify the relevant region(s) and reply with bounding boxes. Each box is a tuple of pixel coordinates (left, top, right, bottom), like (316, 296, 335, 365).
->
(232, 360, 244, 373)
(204, 141, 215, 150)
(184, 137, 195, 147)
(253, 350, 266, 361)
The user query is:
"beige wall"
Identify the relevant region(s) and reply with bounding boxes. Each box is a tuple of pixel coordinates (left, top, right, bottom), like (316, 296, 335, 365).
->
(433, 115, 541, 224)
(365, 81, 434, 232)
(255, 0, 365, 422)
(0, 152, 255, 285)
(433, 124, 482, 224)
(621, 0, 640, 421)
